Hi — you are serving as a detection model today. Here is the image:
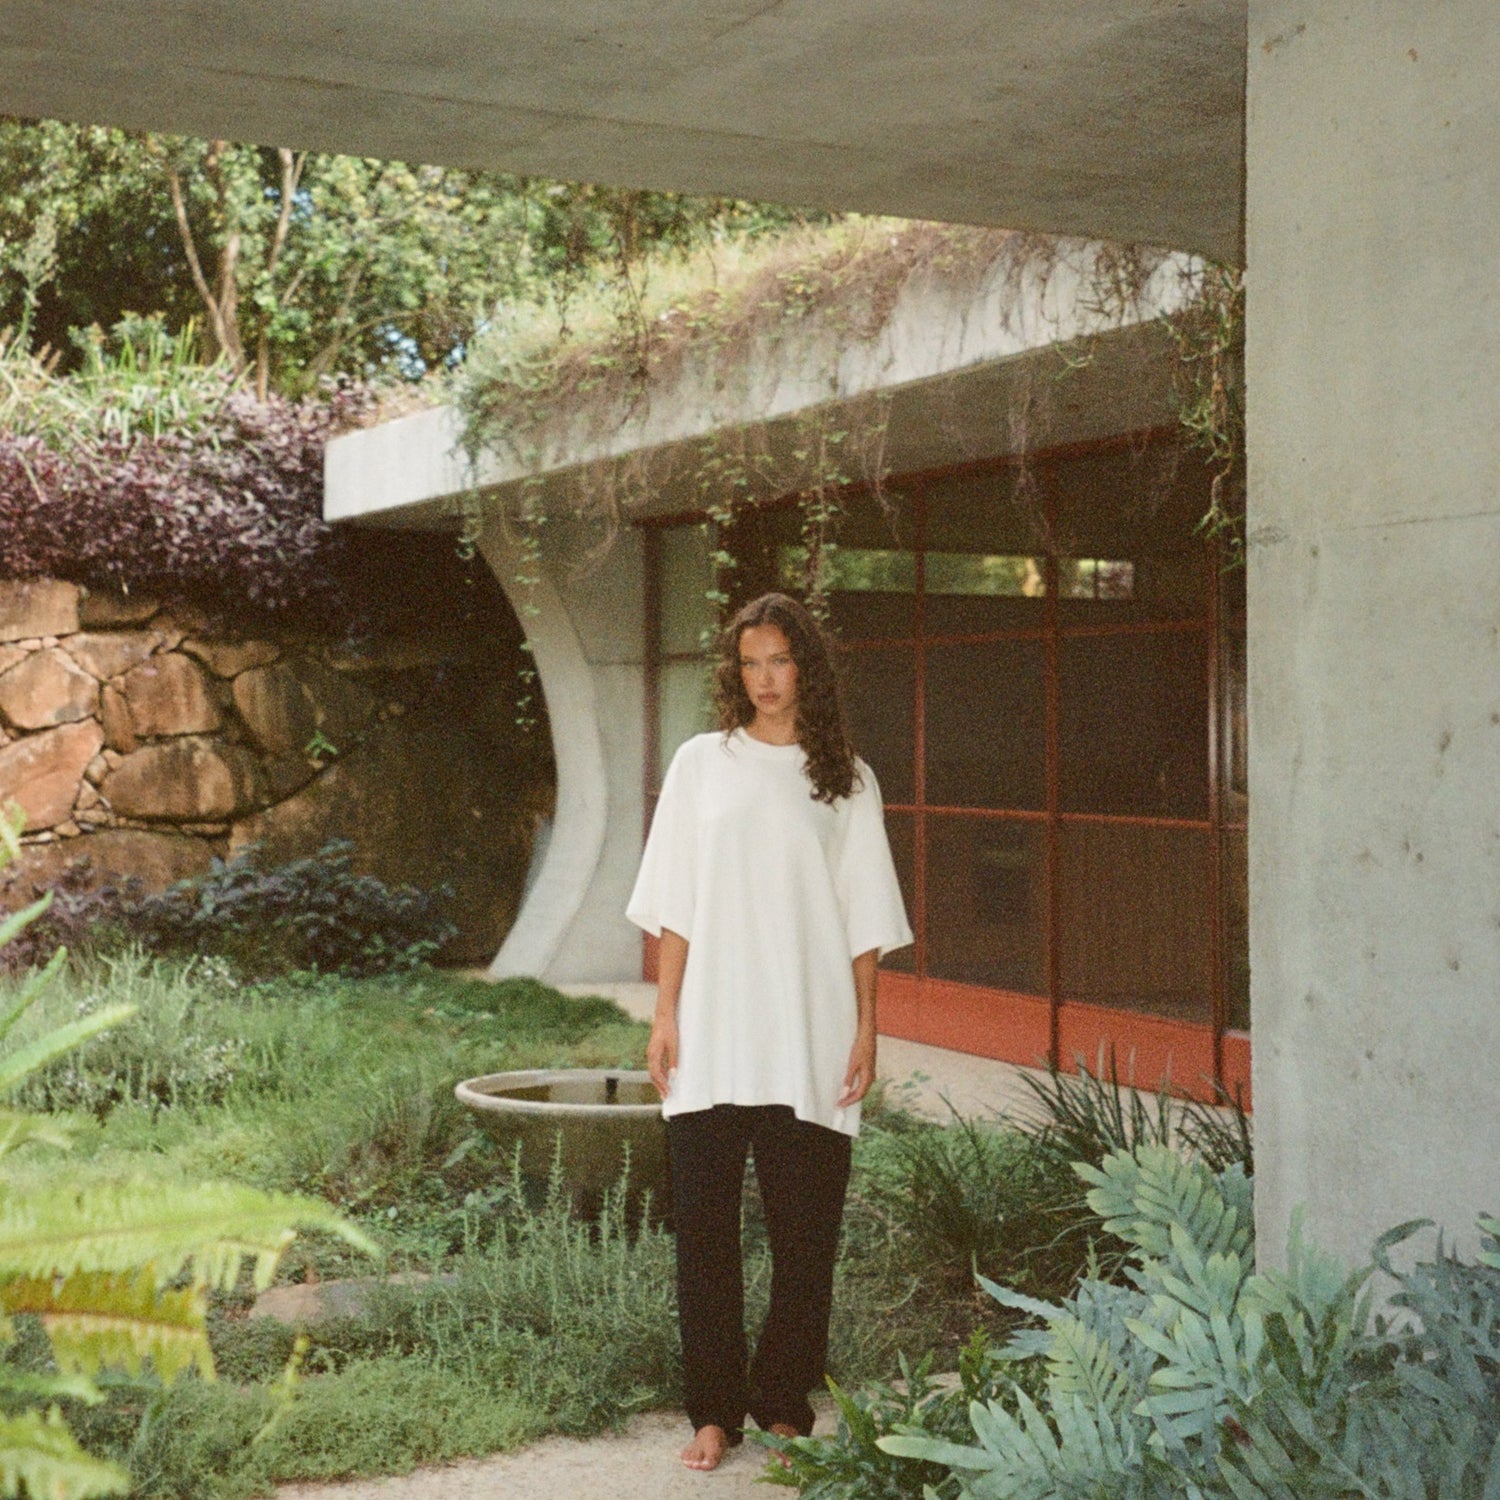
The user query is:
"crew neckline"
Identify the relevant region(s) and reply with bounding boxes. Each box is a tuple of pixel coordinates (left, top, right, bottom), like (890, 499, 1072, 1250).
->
(730, 726, 805, 758)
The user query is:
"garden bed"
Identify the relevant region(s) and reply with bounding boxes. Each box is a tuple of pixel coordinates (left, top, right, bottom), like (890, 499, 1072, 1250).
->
(2, 952, 1079, 1499)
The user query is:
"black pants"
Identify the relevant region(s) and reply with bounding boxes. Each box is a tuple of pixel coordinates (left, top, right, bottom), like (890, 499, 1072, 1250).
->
(667, 1104, 852, 1439)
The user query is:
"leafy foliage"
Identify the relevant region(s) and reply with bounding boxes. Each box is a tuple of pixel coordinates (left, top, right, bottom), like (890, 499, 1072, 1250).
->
(883, 1142, 1500, 1499)
(0, 314, 535, 638)
(1018, 1050, 1253, 1176)
(761, 1333, 1029, 1500)
(0, 802, 374, 1499)
(126, 840, 457, 977)
(853, 1112, 1101, 1302)
(4, 842, 457, 982)
(0, 326, 371, 620)
(0, 117, 817, 394)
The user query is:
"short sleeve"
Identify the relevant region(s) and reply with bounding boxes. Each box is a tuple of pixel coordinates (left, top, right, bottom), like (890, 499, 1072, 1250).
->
(834, 762, 914, 960)
(625, 741, 698, 941)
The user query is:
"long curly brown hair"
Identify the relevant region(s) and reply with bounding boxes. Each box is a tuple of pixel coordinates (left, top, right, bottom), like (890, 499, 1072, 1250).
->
(714, 592, 860, 804)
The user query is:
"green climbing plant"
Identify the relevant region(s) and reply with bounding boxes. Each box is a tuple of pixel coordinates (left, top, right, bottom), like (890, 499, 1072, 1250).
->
(453, 219, 1033, 658)
(0, 802, 375, 1499)
(1167, 261, 1245, 563)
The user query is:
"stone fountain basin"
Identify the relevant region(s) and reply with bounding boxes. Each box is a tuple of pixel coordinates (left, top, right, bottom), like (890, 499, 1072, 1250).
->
(454, 1068, 667, 1202)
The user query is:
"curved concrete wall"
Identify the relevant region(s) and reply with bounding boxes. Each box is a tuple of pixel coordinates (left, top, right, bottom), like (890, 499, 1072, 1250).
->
(479, 522, 645, 984)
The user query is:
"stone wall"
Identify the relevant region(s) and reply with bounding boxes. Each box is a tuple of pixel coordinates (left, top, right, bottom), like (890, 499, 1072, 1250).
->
(0, 576, 552, 962)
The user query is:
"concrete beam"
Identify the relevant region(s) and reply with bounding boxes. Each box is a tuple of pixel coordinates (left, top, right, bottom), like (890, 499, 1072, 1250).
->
(3, 2, 1244, 259)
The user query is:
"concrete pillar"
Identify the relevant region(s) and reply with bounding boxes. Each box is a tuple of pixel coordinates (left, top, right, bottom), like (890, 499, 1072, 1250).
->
(480, 522, 645, 984)
(1247, 3, 1500, 1266)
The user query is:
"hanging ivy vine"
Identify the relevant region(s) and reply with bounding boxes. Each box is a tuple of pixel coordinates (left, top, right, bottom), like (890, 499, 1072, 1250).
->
(449, 216, 1245, 728)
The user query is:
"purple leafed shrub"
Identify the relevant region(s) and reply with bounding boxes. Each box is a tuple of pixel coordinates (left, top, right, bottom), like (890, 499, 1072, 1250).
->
(0, 382, 402, 627)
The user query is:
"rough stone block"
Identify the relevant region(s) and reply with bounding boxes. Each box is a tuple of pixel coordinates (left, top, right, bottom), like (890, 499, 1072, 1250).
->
(0, 720, 105, 831)
(121, 653, 222, 737)
(0, 580, 80, 643)
(78, 587, 159, 628)
(260, 753, 320, 803)
(182, 638, 281, 678)
(104, 738, 262, 822)
(232, 657, 375, 759)
(0, 646, 25, 677)
(62, 632, 156, 681)
(0, 648, 101, 730)
(100, 685, 138, 754)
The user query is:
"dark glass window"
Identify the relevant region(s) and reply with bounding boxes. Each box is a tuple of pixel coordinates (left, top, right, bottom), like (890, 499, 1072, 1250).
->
(658, 435, 1247, 1089)
(1223, 827, 1249, 1031)
(925, 640, 1046, 810)
(1051, 449, 1209, 625)
(924, 469, 1049, 635)
(1058, 632, 1209, 819)
(1057, 823, 1212, 1024)
(925, 815, 1047, 993)
(843, 646, 916, 805)
(881, 812, 917, 973)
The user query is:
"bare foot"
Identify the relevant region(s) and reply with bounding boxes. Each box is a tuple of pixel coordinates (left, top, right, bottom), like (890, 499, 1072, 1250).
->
(682, 1424, 730, 1471)
(766, 1422, 800, 1470)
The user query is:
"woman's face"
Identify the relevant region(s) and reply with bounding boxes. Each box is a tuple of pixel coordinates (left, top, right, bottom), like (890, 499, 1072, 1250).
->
(738, 622, 799, 726)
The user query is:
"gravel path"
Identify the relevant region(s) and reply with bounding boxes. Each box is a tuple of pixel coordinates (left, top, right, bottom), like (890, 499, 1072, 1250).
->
(276, 1411, 806, 1500)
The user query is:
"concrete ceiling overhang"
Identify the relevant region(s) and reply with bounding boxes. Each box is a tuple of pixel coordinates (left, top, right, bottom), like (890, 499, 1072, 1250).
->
(3, 2, 1245, 260)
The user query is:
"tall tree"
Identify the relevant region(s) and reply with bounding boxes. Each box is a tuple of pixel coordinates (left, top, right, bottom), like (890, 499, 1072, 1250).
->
(0, 118, 814, 396)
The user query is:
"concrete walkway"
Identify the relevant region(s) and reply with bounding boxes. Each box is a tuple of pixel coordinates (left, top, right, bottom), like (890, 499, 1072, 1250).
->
(275, 983, 1046, 1499)
(277, 1408, 829, 1500)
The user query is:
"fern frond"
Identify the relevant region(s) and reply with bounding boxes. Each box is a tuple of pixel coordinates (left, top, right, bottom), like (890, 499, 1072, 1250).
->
(1477, 1214, 1500, 1271)
(0, 894, 51, 958)
(3, 1270, 212, 1382)
(0, 946, 67, 1044)
(1045, 1313, 1136, 1418)
(0, 1368, 100, 1404)
(0, 1006, 137, 1097)
(0, 1108, 75, 1158)
(0, 1407, 129, 1500)
(0, 1179, 377, 1292)
(1080, 1146, 1253, 1270)
(977, 1276, 1066, 1324)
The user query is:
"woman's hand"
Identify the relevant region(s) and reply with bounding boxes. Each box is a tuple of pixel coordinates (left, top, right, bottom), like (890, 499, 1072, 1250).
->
(647, 1013, 679, 1100)
(839, 947, 880, 1108)
(838, 1028, 877, 1108)
(649, 928, 688, 1100)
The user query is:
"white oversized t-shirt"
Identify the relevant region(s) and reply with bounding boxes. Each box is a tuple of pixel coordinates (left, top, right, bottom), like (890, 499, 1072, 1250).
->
(626, 728, 913, 1135)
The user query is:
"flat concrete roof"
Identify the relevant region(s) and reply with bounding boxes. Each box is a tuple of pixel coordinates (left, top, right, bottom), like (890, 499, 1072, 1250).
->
(4, 2, 1245, 259)
(326, 239, 1194, 530)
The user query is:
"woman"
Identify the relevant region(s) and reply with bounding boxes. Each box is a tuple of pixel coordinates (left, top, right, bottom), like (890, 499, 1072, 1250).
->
(627, 591, 912, 1472)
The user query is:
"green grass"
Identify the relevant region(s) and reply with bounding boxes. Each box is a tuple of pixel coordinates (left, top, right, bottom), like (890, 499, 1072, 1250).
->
(1, 951, 1000, 1497)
